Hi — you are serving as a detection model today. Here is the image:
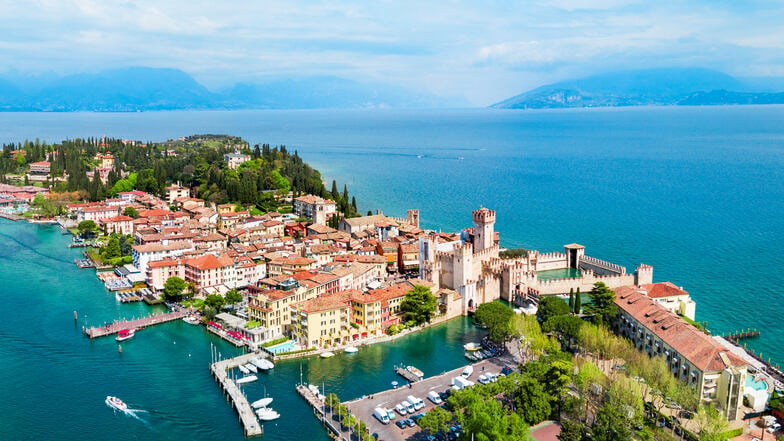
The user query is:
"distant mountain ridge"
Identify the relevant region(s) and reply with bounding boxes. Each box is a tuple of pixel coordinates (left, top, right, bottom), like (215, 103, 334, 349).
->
(492, 68, 784, 109)
(0, 67, 462, 111)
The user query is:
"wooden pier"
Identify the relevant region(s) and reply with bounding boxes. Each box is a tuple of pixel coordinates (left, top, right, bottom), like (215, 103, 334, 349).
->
(83, 310, 187, 338)
(296, 384, 346, 440)
(0, 212, 24, 221)
(211, 353, 265, 438)
(395, 365, 421, 383)
(725, 329, 761, 341)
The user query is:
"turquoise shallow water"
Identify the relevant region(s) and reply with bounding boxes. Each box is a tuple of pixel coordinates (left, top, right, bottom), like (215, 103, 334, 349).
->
(1, 106, 783, 437)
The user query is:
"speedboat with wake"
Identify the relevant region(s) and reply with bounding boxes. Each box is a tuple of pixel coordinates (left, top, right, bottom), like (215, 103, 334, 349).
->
(105, 396, 128, 412)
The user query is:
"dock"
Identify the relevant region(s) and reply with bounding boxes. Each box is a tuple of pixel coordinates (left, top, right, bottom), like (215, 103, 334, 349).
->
(395, 365, 421, 383)
(725, 329, 761, 341)
(0, 212, 24, 221)
(83, 310, 187, 338)
(210, 352, 266, 438)
(296, 384, 346, 439)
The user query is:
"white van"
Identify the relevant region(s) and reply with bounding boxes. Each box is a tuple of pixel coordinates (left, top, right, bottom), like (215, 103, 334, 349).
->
(402, 400, 416, 413)
(407, 395, 425, 410)
(427, 391, 442, 404)
(452, 376, 475, 390)
(395, 403, 408, 415)
(373, 407, 390, 424)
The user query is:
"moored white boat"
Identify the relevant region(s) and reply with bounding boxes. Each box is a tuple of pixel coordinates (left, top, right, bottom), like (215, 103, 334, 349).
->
(244, 363, 258, 373)
(256, 407, 280, 421)
(320, 351, 335, 358)
(182, 315, 200, 325)
(406, 365, 424, 379)
(463, 342, 482, 351)
(236, 375, 258, 384)
(251, 357, 274, 370)
(238, 364, 250, 375)
(344, 346, 358, 353)
(115, 329, 135, 342)
(251, 397, 274, 409)
(308, 384, 321, 396)
(105, 395, 128, 412)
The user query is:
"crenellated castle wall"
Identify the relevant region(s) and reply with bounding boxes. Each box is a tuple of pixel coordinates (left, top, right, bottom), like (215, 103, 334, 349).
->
(579, 254, 626, 275)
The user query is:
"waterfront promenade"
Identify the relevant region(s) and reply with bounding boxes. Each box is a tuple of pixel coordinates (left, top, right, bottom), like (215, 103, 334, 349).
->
(83, 310, 187, 338)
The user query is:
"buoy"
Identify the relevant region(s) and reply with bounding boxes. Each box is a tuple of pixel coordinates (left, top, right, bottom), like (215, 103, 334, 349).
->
(73, 310, 78, 321)
(118, 344, 123, 353)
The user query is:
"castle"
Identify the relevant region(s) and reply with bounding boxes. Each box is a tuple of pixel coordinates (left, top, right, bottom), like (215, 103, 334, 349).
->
(418, 207, 653, 315)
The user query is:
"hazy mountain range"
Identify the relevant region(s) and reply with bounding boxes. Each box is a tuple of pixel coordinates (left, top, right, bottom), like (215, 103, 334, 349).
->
(0, 67, 464, 111)
(492, 68, 784, 109)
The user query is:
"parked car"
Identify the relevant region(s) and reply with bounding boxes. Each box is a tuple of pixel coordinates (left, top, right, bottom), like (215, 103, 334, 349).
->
(395, 420, 407, 429)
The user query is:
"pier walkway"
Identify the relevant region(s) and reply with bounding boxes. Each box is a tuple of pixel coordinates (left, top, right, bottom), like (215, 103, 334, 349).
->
(211, 352, 265, 438)
(394, 365, 422, 383)
(296, 384, 347, 440)
(83, 310, 187, 338)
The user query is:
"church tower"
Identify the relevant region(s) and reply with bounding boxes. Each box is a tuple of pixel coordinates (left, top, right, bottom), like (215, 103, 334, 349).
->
(472, 207, 496, 253)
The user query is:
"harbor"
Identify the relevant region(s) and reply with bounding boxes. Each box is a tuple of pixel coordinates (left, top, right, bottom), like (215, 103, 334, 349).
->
(210, 351, 272, 438)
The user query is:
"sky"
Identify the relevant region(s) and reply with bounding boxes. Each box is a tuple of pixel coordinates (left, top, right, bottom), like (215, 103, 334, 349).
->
(1, 0, 784, 105)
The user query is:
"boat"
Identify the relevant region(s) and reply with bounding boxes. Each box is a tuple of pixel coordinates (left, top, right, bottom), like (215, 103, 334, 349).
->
(406, 365, 424, 379)
(251, 357, 274, 370)
(182, 315, 200, 325)
(105, 396, 128, 412)
(344, 346, 359, 353)
(244, 363, 258, 373)
(308, 384, 321, 397)
(464, 352, 478, 362)
(320, 351, 335, 358)
(238, 364, 250, 375)
(464, 342, 482, 351)
(462, 365, 474, 378)
(236, 375, 258, 384)
(251, 397, 274, 409)
(115, 329, 135, 342)
(256, 407, 280, 421)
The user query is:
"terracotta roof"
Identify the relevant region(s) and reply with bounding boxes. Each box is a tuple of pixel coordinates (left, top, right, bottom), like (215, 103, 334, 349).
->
(147, 259, 182, 268)
(614, 285, 745, 372)
(355, 282, 412, 304)
(293, 291, 350, 313)
(101, 215, 133, 223)
(185, 253, 233, 271)
(641, 282, 689, 299)
(294, 194, 335, 205)
(138, 209, 172, 218)
(132, 241, 192, 253)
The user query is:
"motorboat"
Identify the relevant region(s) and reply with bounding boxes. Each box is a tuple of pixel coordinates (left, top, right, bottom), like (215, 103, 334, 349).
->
(463, 342, 482, 351)
(252, 357, 274, 370)
(251, 397, 274, 409)
(406, 366, 424, 379)
(115, 329, 135, 342)
(238, 364, 250, 375)
(105, 396, 128, 412)
(462, 365, 474, 378)
(256, 407, 280, 421)
(344, 346, 359, 353)
(236, 375, 258, 384)
(320, 351, 335, 358)
(182, 315, 200, 325)
(244, 363, 258, 373)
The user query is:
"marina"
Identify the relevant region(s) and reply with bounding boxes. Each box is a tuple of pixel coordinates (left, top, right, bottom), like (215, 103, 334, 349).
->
(210, 351, 268, 438)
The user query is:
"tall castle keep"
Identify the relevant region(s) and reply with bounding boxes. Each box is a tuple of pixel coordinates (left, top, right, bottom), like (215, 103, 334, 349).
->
(419, 208, 653, 315)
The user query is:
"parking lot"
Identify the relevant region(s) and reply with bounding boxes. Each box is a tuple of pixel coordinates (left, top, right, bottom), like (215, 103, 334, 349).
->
(344, 356, 516, 441)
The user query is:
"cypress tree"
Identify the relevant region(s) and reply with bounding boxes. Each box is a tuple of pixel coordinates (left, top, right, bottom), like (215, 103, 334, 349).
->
(574, 288, 581, 314)
(331, 180, 339, 201)
(568, 288, 575, 311)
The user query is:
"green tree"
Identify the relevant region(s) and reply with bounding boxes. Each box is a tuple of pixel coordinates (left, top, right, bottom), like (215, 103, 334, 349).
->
(123, 206, 139, 218)
(77, 220, 97, 235)
(205, 293, 225, 310)
(590, 400, 633, 441)
(542, 315, 584, 345)
(474, 301, 514, 343)
(584, 282, 617, 324)
(163, 276, 187, 300)
(400, 284, 437, 325)
(225, 289, 242, 307)
(419, 406, 452, 435)
(558, 419, 585, 441)
(574, 288, 581, 314)
(32, 194, 58, 217)
(203, 305, 218, 321)
(694, 405, 729, 441)
(324, 393, 340, 410)
(568, 288, 575, 311)
(537, 296, 571, 323)
(514, 376, 551, 425)
(102, 235, 122, 259)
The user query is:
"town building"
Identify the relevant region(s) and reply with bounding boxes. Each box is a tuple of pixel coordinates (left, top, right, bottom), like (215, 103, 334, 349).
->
(613, 285, 747, 420)
(293, 195, 336, 225)
(289, 291, 352, 348)
(224, 152, 251, 169)
(100, 215, 134, 235)
(27, 161, 51, 182)
(165, 184, 190, 204)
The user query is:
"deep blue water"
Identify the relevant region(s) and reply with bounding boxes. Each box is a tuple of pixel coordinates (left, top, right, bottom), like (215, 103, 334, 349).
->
(1, 107, 783, 437)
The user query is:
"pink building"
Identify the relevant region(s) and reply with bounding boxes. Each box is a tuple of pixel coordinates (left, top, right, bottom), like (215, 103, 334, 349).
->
(100, 215, 134, 235)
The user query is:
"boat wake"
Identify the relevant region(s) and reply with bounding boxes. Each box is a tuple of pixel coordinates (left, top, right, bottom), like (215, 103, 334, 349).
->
(106, 402, 152, 426)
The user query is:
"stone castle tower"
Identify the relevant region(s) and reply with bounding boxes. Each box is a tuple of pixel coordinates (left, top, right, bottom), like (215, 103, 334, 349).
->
(472, 207, 496, 252)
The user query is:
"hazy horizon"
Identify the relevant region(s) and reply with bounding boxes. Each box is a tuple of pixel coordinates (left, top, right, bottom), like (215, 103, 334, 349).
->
(2, 1, 784, 106)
